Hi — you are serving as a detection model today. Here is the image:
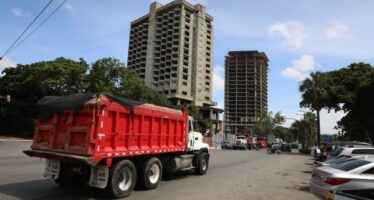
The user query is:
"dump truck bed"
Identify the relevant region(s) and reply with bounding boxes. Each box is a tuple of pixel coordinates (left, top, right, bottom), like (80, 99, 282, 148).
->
(25, 94, 187, 166)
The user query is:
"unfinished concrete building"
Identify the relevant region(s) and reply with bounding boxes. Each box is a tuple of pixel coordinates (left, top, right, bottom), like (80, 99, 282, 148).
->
(127, 0, 215, 107)
(224, 51, 268, 134)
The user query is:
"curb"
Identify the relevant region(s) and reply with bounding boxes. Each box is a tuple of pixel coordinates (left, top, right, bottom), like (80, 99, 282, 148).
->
(0, 139, 32, 142)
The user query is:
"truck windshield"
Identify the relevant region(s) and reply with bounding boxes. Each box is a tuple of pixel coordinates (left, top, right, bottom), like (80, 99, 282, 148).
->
(188, 120, 193, 132)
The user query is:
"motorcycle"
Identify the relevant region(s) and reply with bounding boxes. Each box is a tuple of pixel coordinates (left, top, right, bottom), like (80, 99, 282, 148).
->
(267, 143, 281, 154)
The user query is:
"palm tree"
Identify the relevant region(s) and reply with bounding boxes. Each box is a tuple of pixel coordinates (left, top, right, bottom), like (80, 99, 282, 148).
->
(303, 112, 317, 147)
(299, 72, 329, 147)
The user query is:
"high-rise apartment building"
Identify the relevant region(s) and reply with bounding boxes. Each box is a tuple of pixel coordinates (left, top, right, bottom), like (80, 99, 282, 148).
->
(224, 51, 268, 134)
(127, 0, 215, 107)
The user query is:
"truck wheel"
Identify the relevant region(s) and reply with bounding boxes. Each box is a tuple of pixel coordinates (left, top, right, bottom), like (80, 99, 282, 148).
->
(195, 152, 209, 175)
(55, 162, 89, 188)
(137, 157, 162, 190)
(107, 160, 136, 198)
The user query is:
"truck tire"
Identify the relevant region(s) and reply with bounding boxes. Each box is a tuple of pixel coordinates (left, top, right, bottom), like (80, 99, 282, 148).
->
(107, 160, 136, 199)
(137, 157, 162, 190)
(55, 162, 89, 188)
(195, 152, 209, 175)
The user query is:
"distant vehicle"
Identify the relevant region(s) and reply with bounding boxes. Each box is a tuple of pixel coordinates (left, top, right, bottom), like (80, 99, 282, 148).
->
(267, 143, 281, 154)
(247, 136, 257, 149)
(221, 141, 233, 150)
(256, 137, 267, 148)
(309, 157, 374, 199)
(233, 135, 247, 150)
(314, 141, 372, 161)
(280, 143, 292, 152)
(267, 134, 276, 144)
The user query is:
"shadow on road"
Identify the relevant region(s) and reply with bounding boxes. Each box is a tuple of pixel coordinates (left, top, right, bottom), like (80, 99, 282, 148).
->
(0, 179, 112, 200)
(0, 171, 199, 200)
(161, 170, 194, 181)
(298, 185, 310, 193)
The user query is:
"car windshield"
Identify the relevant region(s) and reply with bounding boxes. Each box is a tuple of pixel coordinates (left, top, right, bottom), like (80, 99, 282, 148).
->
(330, 147, 343, 157)
(237, 137, 245, 139)
(331, 159, 371, 171)
(325, 155, 350, 164)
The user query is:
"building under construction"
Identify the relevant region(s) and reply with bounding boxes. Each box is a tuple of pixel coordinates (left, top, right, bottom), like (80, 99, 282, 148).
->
(127, 0, 214, 107)
(224, 51, 268, 134)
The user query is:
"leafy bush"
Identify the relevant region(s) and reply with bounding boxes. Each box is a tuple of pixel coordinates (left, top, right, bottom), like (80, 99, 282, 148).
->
(299, 149, 311, 154)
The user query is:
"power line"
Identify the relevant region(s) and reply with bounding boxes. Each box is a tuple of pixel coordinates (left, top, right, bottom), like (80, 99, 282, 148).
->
(0, 0, 54, 60)
(7, 0, 68, 55)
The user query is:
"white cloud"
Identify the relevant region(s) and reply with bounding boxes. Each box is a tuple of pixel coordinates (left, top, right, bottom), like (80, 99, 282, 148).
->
(325, 22, 349, 40)
(282, 109, 345, 135)
(64, 2, 74, 12)
(281, 67, 307, 81)
(268, 21, 309, 49)
(292, 54, 315, 72)
(0, 56, 17, 74)
(212, 65, 225, 93)
(11, 8, 24, 16)
(320, 109, 345, 135)
(281, 54, 316, 81)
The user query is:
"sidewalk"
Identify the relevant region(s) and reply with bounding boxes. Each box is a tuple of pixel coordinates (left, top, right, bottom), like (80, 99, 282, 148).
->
(0, 136, 32, 142)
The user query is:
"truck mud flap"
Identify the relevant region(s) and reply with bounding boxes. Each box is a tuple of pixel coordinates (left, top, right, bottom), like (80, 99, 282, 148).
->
(44, 159, 60, 179)
(89, 165, 109, 189)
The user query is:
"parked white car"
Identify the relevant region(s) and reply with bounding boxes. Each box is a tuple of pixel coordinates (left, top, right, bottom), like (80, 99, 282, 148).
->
(327, 146, 374, 160)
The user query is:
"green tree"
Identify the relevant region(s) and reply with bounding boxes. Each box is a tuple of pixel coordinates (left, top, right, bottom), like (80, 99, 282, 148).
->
(326, 63, 374, 142)
(299, 72, 330, 146)
(85, 57, 171, 107)
(0, 57, 172, 137)
(253, 111, 285, 136)
(289, 112, 317, 149)
(0, 57, 89, 136)
(85, 57, 126, 93)
(188, 105, 212, 135)
(272, 126, 293, 142)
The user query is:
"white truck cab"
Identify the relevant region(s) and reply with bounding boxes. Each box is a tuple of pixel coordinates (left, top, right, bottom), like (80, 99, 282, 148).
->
(233, 135, 247, 150)
(187, 116, 210, 151)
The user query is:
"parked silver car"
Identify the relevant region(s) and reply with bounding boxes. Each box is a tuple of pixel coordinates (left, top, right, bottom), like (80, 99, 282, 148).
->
(310, 157, 374, 199)
(314, 155, 370, 168)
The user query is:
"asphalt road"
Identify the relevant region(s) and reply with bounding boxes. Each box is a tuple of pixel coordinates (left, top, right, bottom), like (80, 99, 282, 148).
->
(0, 141, 317, 200)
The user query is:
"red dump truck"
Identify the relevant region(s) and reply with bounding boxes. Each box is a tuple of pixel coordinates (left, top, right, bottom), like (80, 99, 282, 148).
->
(24, 93, 210, 198)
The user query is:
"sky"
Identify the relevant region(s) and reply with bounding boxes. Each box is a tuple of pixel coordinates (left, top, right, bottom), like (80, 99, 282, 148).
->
(1, 0, 374, 134)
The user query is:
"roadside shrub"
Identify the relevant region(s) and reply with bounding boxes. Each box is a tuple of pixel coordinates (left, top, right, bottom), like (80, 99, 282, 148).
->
(299, 149, 311, 154)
